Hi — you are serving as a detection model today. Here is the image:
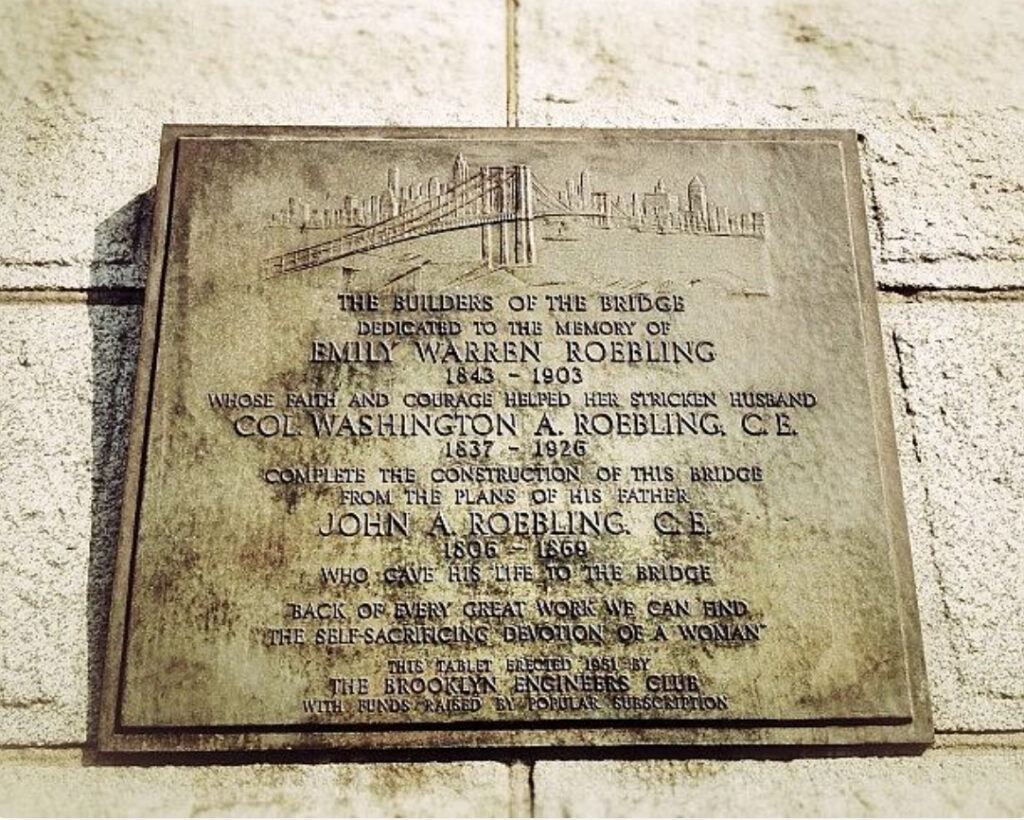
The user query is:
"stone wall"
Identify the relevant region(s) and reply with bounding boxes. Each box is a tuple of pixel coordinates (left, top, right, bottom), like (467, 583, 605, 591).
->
(1, 0, 1022, 814)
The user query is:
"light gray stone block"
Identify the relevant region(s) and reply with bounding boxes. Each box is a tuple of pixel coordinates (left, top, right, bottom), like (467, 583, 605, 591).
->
(880, 298, 1024, 731)
(532, 747, 1024, 817)
(518, 0, 1024, 117)
(0, 299, 139, 744)
(0, 0, 507, 289)
(516, 0, 1024, 287)
(867, 112, 1024, 269)
(0, 750, 516, 817)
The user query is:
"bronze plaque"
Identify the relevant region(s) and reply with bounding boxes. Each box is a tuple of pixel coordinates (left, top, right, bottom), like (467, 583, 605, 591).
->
(99, 127, 932, 752)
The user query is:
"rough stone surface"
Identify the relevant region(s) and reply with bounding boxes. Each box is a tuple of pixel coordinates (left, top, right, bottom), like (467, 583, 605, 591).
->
(0, 300, 139, 744)
(0, 750, 515, 817)
(516, 0, 1024, 287)
(532, 747, 1024, 817)
(0, 0, 506, 289)
(880, 299, 1024, 731)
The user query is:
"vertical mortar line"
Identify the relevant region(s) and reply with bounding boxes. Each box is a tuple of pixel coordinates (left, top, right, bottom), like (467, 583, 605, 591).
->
(857, 133, 888, 262)
(506, 0, 519, 127)
(507, 759, 533, 817)
(528, 759, 536, 817)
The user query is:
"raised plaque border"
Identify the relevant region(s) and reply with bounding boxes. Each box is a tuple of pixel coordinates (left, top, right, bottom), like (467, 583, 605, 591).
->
(98, 126, 933, 754)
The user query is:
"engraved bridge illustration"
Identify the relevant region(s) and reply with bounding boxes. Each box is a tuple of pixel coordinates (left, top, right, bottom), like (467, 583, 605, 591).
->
(263, 155, 766, 276)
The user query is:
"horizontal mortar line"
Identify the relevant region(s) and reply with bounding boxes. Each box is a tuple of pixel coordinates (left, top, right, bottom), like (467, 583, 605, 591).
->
(932, 734, 1024, 750)
(881, 255, 1024, 264)
(877, 283, 1024, 300)
(0, 258, 80, 268)
(0, 743, 88, 752)
(0, 286, 144, 305)
(0, 259, 138, 268)
(0, 736, 1021, 756)
(934, 727, 1024, 736)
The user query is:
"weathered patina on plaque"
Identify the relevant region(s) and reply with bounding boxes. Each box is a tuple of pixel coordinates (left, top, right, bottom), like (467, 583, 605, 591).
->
(99, 127, 932, 752)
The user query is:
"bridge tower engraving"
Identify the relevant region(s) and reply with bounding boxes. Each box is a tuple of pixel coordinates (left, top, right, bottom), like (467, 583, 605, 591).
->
(479, 165, 536, 269)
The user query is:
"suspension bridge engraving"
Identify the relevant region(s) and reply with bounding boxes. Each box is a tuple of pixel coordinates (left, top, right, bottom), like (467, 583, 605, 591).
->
(100, 127, 931, 754)
(263, 155, 766, 277)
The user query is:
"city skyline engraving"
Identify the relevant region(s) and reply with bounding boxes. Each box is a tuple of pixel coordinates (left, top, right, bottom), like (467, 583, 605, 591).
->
(262, 153, 770, 295)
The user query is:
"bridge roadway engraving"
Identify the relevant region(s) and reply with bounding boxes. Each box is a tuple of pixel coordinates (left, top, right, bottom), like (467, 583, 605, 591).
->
(263, 163, 693, 276)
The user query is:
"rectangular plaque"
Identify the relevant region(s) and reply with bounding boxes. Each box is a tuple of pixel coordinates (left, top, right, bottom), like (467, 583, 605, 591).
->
(99, 127, 932, 752)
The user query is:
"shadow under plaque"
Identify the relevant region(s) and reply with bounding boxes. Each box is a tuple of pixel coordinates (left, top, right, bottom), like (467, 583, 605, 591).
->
(98, 126, 932, 754)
